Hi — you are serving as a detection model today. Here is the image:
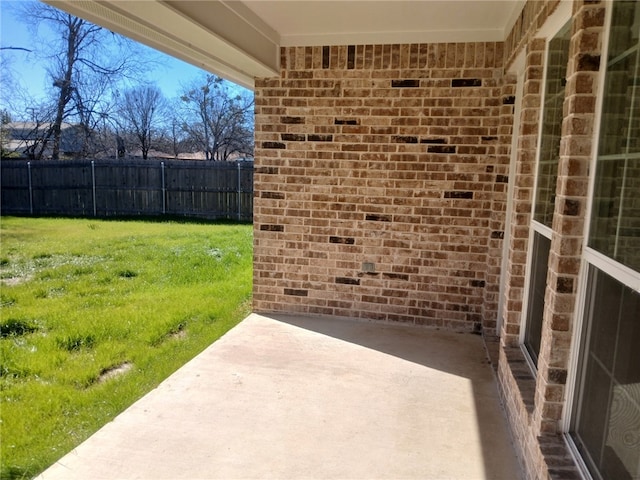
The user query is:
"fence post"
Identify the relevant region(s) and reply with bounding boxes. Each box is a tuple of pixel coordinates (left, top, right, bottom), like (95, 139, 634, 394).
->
(91, 160, 97, 217)
(161, 161, 166, 215)
(237, 161, 242, 221)
(27, 161, 33, 215)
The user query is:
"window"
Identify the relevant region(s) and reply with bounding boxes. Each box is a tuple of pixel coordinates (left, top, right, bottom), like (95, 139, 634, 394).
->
(571, 267, 640, 480)
(523, 233, 551, 364)
(534, 22, 573, 227)
(523, 21, 572, 365)
(588, 1, 640, 272)
(569, 2, 640, 479)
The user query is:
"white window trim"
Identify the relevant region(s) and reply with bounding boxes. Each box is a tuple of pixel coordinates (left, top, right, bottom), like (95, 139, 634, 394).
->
(584, 248, 640, 293)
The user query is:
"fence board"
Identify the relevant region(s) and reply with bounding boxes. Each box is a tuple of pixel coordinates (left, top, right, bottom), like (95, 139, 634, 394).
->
(0, 159, 253, 221)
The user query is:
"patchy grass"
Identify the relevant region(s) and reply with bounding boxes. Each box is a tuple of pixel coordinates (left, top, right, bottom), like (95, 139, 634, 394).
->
(0, 217, 253, 479)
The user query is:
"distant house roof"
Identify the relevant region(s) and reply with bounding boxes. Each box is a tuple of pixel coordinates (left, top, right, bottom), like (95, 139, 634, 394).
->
(2, 122, 84, 157)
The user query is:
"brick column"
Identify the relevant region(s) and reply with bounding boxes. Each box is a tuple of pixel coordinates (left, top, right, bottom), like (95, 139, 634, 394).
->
(532, 0, 606, 436)
(500, 39, 545, 347)
(484, 74, 518, 332)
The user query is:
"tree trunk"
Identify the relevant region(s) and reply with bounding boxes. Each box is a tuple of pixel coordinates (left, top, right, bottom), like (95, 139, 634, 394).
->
(52, 16, 79, 160)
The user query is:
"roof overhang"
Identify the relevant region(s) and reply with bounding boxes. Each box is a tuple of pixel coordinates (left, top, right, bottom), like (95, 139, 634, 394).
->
(44, 0, 281, 89)
(43, 0, 526, 90)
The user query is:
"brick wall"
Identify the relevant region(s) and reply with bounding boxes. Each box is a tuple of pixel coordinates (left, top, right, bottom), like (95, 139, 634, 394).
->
(254, 42, 513, 331)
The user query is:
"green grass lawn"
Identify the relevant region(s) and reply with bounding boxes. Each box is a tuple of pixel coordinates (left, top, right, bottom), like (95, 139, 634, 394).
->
(0, 217, 253, 480)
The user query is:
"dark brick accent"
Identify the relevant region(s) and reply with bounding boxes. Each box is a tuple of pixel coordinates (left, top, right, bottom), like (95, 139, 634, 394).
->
(420, 138, 447, 144)
(548, 368, 568, 384)
(255, 166, 279, 174)
(496, 174, 509, 183)
(444, 191, 474, 199)
(503, 95, 516, 105)
(335, 118, 359, 125)
(471, 280, 486, 288)
(392, 135, 418, 144)
(329, 236, 355, 244)
(427, 145, 456, 154)
(281, 133, 305, 142)
(336, 277, 360, 285)
(365, 214, 391, 222)
(262, 141, 286, 149)
(452, 78, 482, 87)
(391, 79, 420, 88)
(307, 134, 333, 142)
(347, 45, 355, 69)
(284, 288, 308, 297)
(281, 116, 305, 124)
(556, 277, 574, 294)
(362, 295, 388, 304)
(261, 191, 285, 199)
(482, 136, 498, 141)
(563, 199, 580, 216)
(260, 224, 284, 232)
(491, 231, 505, 239)
(322, 46, 330, 69)
(486, 165, 494, 173)
(383, 272, 409, 281)
(577, 53, 600, 71)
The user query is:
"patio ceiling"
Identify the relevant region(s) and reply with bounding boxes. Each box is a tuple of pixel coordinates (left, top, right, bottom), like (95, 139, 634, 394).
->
(44, 0, 525, 89)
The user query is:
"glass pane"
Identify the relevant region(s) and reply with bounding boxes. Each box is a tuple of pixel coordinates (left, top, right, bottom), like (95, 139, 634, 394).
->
(608, 1, 640, 61)
(533, 22, 572, 227)
(572, 266, 640, 480)
(524, 232, 551, 364)
(577, 354, 612, 469)
(614, 286, 640, 385)
(603, 280, 640, 480)
(589, 269, 623, 372)
(589, 1, 640, 271)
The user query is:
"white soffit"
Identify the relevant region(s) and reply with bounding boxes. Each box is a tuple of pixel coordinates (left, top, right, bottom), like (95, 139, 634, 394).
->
(242, 0, 526, 46)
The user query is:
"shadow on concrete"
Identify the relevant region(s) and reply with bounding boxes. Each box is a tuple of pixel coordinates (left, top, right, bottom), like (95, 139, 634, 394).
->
(266, 313, 523, 480)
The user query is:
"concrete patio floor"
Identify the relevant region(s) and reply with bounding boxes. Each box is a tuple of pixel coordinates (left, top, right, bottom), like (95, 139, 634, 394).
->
(38, 313, 523, 479)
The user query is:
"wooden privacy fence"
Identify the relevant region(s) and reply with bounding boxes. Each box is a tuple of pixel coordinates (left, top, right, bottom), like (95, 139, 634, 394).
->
(0, 159, 254, 221)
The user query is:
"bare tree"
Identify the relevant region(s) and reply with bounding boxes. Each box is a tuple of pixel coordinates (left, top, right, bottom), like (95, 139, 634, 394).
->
(117, 86, 165, 160)
(180, 75, 254, 161)
(153, 101, 190, 159)
(0, 47, 50, 125)
(17, 3, 144, 159)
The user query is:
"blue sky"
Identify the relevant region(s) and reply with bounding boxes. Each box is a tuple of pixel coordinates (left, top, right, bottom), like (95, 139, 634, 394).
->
(0, 0, 237, 115)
